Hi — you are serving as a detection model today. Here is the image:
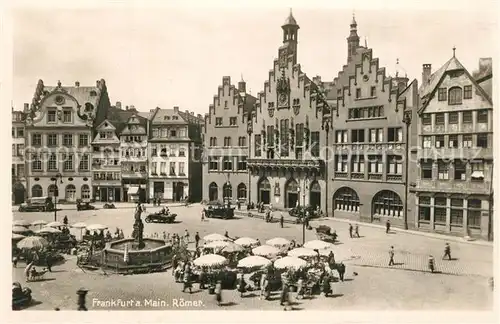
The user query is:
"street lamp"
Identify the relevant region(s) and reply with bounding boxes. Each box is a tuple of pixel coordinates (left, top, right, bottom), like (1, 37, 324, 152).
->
(50, 173, 63, 222)
(403, 110, 412, 230)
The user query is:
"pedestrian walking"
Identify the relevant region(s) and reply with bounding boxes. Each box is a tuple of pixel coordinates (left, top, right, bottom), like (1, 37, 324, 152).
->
(12, 255, 18, 268)
(388, 246, 395, 266)
(443, 243, 452, 260)
(237, 271, 247, 297)
(280, 213, 284, 228)
(337, 262, 346, 282)
(428, 255, 435, 273)
(215, 280, 222, 306)
(224, 230, 229, 239)
(349, 224, 353, 238)
(327, 251, 336, 269)
(354, 224, 360, 238)
(182, 269, 193, 294)
(172, 254, 178, 275)
(195, 232, 200, 248)
(201, 209, 205, 221)
(386, 220, 391, 234)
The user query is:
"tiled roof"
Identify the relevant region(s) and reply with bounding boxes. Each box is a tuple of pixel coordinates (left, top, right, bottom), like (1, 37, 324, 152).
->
(106, 107, 148, 134)
(418, 56, 465, 99)
(152, 109, 188, 125)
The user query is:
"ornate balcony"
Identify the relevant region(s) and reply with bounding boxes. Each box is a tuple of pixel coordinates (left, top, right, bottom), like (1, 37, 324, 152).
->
(247, 158, 323, 173)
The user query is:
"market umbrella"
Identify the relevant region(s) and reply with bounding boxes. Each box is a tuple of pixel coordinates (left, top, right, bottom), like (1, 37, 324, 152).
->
(13, 219, 32, 227)
(193, 254, 227, 267)
(31, 220, 48, 227)
(12, 226, 32, 234)
(71, 222, 87, 229)
(203, 233, 231, 242)
(274, 256, 307, 270)
(221, 242, 244, 253)
(12, 233, 26, 240)
(36, 226, 62, 234)
(252, 245, 280, 258)
(204, 240, 230, 249)
(303, 240, 334, 250)
(234, 237, 259, 247)
(287, 247, 318, 258)
(17, 236, 49, 250)
(237, 255, 272, 269)
(86, 224, 108, 231)
(46, 221, 64, 228)
(266, 237, 291, 248)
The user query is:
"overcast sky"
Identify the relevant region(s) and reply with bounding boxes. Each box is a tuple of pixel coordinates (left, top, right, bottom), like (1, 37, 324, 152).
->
(11, 3, 497, 114)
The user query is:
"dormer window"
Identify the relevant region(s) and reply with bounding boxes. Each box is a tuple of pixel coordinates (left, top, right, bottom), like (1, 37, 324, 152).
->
(172, 116, 179, 120)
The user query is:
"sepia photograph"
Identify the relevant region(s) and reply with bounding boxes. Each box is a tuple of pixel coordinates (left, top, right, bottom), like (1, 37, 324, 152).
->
(5, 0, 497, 317)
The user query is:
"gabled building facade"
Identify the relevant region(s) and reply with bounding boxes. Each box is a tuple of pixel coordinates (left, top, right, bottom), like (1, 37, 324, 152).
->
(325, 17, 419, 228)
(12, 108, 27, 204)
(202, 77, 256, 203)
(149, 106, 203, 202)
(247, 12, 330, 211)
(415, 54, 493, 239)
(24, 79, 110, 202)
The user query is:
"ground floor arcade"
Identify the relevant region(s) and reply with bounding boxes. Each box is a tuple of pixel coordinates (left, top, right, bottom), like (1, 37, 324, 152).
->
(149, 178, 189, 202)
(26, 175, 92, 203)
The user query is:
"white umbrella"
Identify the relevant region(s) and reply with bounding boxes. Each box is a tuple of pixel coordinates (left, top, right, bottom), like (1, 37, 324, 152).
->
(234, 237, 259, 247)
(252, 245, 280, 257)
(266, 237, 291, 248)
(12, 233, 26, 240)
(287, 247, 318, 258)
(303, 240, 334, 250)
(237, 255, 271, 268)
(12, 226, 32, 234)
(17, 236, 49, 250)
(71, 222, 87, 229)
(204, 240, 230, 249)
(274, 256, 307, 270)
(221, 242, 244, 253)
(36, 227, 62, 234)
(193, 254, 227, 267)
(13, 219, 32, 227)
(31, 220, 48, 227)
(46, 221, 64, 228)
(203, 233, 231, 242)
(87, 224, 108, 231)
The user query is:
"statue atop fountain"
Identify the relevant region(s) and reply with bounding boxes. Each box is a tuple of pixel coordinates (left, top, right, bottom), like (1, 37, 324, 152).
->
(132, 204, 145, 249)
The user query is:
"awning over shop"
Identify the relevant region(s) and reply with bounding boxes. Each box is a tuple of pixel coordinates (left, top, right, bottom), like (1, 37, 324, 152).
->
(127, 186, 139, 195)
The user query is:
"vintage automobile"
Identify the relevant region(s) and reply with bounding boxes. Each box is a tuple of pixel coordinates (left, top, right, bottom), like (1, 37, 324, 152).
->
(315, 225, 337, 243)
(103, 203, 116, 209)
(76, 199, 96, 211)
(12, 282, 32, 310)
(205, 203, 235, 219)
(145, 212, 177, 224)
(18, 197, 54, 212)
(288, 205, 320, 219)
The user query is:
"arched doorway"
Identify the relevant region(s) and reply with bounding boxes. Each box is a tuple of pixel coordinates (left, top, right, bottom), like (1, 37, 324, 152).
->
(258, 178, 271, 204)
(81, 185, 91, 200)
(208, 182, 218, 202)
(174, 182, 184, 202)
(48, 184, 58, 198)
(332, 187, 360, 215)
(309, 181, 321, 209)
(372, 190, 403, 220)
(31, 184, 43, 198)
(223, 183, 232, 202)
(13, 183, 25, 204)
(285, 178, 299, 208)
(65, 184, 76, 202)
(237, 183, 247, 201)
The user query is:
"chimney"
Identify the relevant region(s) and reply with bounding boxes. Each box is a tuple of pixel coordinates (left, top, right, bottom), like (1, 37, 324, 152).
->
(125, 105, 129, 110)
(422, 64, 432, 85)
(116, 101, 122, 110)
(238, 80, 246, 93)
(129, 105, 135, 111)
(173, 106, 179, 113)
(75, 81, 80, 87)
(312, 76, 322, 85)
(185, 110, 189, 114)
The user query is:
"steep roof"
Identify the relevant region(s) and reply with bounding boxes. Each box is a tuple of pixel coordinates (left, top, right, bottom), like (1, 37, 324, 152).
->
(152, 109, 188, 125)
(106, 106, 148, 134)
(43, 85, 101, 107)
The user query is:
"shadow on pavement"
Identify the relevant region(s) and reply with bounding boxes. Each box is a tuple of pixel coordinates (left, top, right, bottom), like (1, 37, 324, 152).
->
(220, 301, 238, 307)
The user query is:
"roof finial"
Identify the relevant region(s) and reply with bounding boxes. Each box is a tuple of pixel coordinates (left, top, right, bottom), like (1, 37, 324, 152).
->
(57, 80, 61, 87)
(364, 37, 368, 48)
(452, 46, 456, 57)
(241, 73, 244, 82)
(352, 11, 356, 24)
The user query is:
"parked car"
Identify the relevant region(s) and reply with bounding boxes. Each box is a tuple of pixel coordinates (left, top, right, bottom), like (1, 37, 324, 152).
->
(76, 199, 96, 211)
(205, 203, 235, 219)
(288, 205, 320, 219)
(18, 197, 54, 212)
(12, 282, 32, 310)
(145, 212, 177, 224)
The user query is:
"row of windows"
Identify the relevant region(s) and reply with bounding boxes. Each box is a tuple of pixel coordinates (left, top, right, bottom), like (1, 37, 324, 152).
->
(12, 127, 24, 138)
(121, 164, 147, 173)
(151, 161, 186, 176)
(215, 117, 239, 126)
(418, 196, 482, 227)
(31, 134, 89, 147)
(253, 131, 320, 158)
(420, 159, 485, 182)
(31, 154, 89, 171)
(46, 109, 74, 124)
(122, 149, 147, 158)
(208, 136, 247, 147)
(151, 127, 187, 138)
(121, 136, 147, 143)
(93, 172, 121, 181)
(151, 145, 186, 157)
(352, 86, 377, 99)
(208, 182, 247, 201)
(437, 86, 473, 105)
(422, 109, 488, 125)
(333, 188, 403, 218)
(92, 158, 120, 167)
(31, 184, 91, 200)
(422, 133, 489, 149)
(208, 156, 247, 171)
(335, 155, 403, 174)
(348, 105, 384, 120)
(336, 127, 403, 144)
